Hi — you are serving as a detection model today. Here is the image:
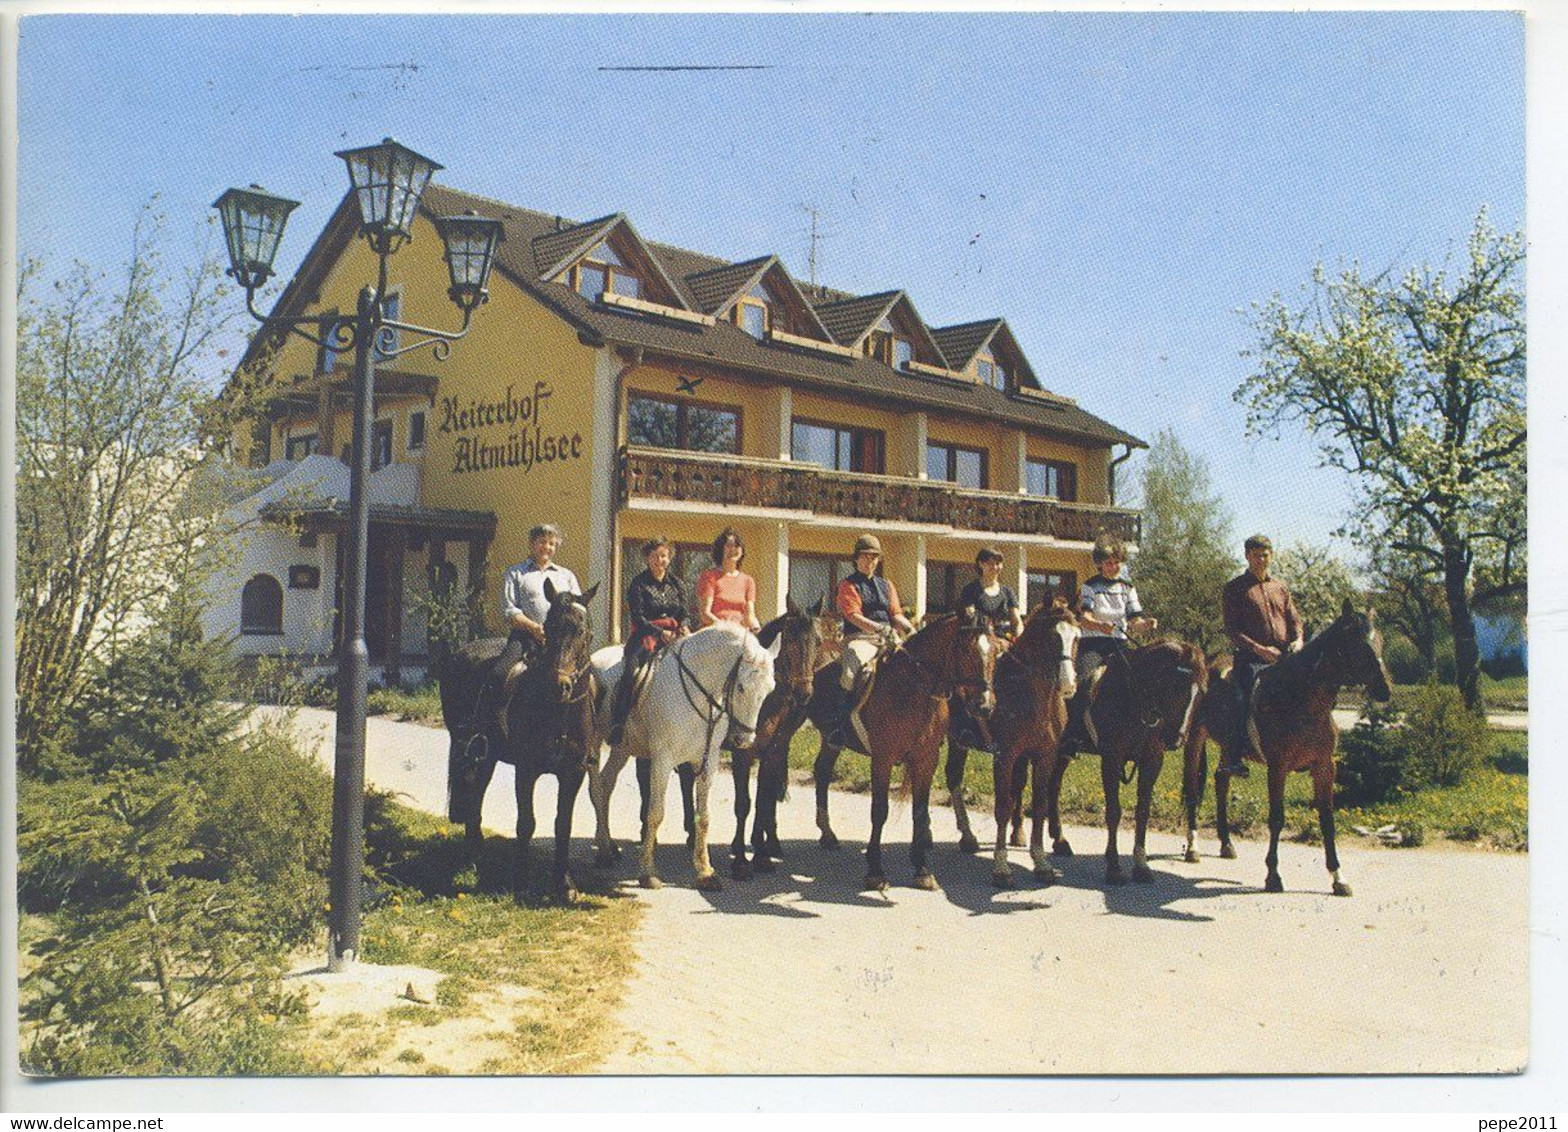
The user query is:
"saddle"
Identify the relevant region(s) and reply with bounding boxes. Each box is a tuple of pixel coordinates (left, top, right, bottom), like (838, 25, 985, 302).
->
(1066, 662, 1111, 755)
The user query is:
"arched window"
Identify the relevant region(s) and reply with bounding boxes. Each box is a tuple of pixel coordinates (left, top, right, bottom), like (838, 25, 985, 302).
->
(241, 574, 284, 635)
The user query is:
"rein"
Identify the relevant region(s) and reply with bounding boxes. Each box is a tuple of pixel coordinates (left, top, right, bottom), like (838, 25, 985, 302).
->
(672, 637, 753, 753)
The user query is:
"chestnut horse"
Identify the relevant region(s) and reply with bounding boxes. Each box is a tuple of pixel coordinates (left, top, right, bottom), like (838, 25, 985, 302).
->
(1047, 639, 1207, 884)
(811, 612, 996, 892)
(1181, 600, 1392, 896)
(944, 597, 1082, 886)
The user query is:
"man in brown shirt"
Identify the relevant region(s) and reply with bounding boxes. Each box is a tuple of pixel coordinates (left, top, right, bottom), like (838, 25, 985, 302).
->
(1219, 534, 1304, 776)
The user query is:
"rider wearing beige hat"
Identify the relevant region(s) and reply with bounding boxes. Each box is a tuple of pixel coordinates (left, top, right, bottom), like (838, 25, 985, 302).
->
(828, 533, 916, 744)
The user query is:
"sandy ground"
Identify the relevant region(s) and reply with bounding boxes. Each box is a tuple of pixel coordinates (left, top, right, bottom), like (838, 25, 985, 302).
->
(261, 705, 1528, 1077)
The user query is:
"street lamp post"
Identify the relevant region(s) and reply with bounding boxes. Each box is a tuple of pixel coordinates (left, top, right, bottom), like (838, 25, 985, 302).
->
(216, 139, 502, 971)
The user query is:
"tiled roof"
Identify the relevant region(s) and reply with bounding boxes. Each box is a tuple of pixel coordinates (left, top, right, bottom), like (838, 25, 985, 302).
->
(932, 319, 1004, 372)
(530, 213, 621, 278)
(685, 255, 774, 315)
(257, 184, 1144, 449)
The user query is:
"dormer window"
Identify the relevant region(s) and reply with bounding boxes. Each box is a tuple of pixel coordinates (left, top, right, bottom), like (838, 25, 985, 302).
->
(735, 283, 773, 340)
(570, 241, 641, 301)
(976, 353, 1007, 390)
(864, 317, 912, 368)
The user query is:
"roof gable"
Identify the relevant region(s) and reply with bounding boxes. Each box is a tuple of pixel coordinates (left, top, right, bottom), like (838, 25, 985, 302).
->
(685, 254, 775, 314)
(531, 213, 622, 279)
(932, 319, 1004, 372)
(812, 290, 903, 347)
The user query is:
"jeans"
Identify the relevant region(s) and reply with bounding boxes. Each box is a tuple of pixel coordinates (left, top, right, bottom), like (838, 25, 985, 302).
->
(1229, 653, 1272, 756)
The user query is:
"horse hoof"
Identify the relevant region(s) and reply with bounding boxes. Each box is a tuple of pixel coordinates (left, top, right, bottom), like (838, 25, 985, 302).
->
(1132, 863, 1154, 884)
(1219, 843, 1238, 860)
(1105, 867, 1127, 886)
(1264, 874, 1284, 894)
(992, 869, 1013, 889)
(1332, 880, 1353, 897)
(754, 856, 777, 874)
(694, 873, 723, 893)
(1183, 850, 1200, 864)
(639, 874, 663, 890)
(914, 872, 940, 892)
(958, 833, 981, 854)
(820, 832, 841, 851)
(863, 874, 889, 893)
(731, 858, 753, 881)
(1052, 839, 1074, 858)
(1032, 863, 1059, 884)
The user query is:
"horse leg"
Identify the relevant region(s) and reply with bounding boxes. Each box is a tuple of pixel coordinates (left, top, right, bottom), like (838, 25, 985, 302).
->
(864, 758, 893, 891)
(467, 752, 498, 887)
(691, 758, 722, 892)
(1047, 754, 1073, 857)
(946, 743, 980, 853)
(755, 752, 784, 869)
(990, 752, 1017, 887)
(1028, 754, 1060, 882)
(1102, 754, 1127, 885)
(591, 744, 629, 866)
(911, 763, 939, 891)
(1181, 728, 1209, 863)
(815, 743, 843, 850)
(636, 757, 652, 841)
(1263, 761, 1288, 893)
(1315, 760, 1351, 896)
(639, 758, 671, 889)
(1009, 789, 1026, 849)
(554, 769, 583, 904)
(730, 750, 754, 880)
(677, 762, 698, 850)
(1131, 750, 1162, 883)
(1214, 766, 1237, 860)
(513, 770, 538, 904)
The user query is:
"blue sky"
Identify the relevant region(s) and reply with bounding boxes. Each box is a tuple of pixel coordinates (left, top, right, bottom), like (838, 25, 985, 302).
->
(16, 11, 1525, 561)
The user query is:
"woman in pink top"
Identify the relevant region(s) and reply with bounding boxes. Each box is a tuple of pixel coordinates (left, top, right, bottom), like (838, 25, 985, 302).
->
(697, 526, 761, 632)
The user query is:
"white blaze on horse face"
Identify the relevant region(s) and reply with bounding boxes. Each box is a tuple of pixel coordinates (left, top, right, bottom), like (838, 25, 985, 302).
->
(1176, 679, 1202, 748)
(1054, 621, 1080, 697)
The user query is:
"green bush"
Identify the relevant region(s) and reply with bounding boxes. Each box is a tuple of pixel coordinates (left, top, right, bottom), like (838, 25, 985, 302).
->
(1397, 681, 1489, 789)
(1336, 702, 1407, 806)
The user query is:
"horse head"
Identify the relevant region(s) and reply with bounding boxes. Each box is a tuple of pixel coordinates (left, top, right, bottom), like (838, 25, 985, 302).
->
(1137, 640, 1209, 751)
(542, 582, 597, 700)
(723, 628, 782, 751)
(913, 611, 997, 721)
(1329, 598, 1393, 703)
(1015, 593, 1081, 700)
(759, 602, 823, 711)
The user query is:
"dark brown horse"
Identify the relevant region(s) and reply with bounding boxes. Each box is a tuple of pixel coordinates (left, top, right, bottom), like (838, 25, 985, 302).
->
(944, 597, 1081, 886)
(811, 612, 996, 891)
(502, 581, 602, 903)
(1182, 600, 1392, 896)
(1047, 639, 1207, 884)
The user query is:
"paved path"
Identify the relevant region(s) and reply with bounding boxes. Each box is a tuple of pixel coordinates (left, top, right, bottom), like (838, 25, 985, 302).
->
(1332, 707, 1528, 732)
(262, 706, 1528, 1076)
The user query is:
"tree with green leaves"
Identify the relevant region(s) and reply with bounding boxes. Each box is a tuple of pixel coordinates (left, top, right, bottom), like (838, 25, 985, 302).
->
(1130, 429, 1235, 653)
(1240, 212, 1525, 711)
(1271, 541, 1361, 640)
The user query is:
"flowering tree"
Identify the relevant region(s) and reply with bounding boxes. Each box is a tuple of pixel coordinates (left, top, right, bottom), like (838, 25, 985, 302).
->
(1239, 212, 1525, 710)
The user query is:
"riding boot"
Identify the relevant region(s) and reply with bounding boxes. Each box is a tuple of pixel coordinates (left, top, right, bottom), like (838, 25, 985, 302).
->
(1062, 690, 1091, 752)
(607, 659, 640, 746)
(1221, 721, 1250, 777)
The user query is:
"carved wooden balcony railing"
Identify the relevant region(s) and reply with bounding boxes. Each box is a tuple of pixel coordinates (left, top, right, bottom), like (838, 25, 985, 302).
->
(620, 446, 1140, 544)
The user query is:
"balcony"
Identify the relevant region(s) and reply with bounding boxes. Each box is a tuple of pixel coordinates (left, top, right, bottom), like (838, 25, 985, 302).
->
(619, 446, 1140, 544)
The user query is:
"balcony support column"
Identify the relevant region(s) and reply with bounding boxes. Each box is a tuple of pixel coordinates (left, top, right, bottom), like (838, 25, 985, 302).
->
(772, 521, 791, 617)
(762, 386, 793, 461)
(899, 412, 928, 479)
(1014, 542, 1031, 614)
(1007, 430, 1028, 495)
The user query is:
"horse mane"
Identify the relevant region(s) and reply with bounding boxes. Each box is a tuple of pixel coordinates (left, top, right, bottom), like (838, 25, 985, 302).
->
(758, 608, 807, 648)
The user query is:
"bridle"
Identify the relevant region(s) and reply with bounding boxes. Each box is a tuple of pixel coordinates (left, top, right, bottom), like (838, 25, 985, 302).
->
(672, 636, 768, 753)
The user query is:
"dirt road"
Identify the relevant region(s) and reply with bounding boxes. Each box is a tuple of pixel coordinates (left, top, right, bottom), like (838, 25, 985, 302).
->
(264, 706, 1528, 1076)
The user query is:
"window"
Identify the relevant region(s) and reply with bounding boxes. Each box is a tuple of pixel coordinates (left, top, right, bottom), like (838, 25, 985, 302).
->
(976, 353, 1007, 390)
(285, 433, 318, 461)
(789, 553, 855, 615)
(924, 562, 969, 616)
(375, 291, 401, 358)
(408, 410, 426, 451)
(927, 441, 988, 489)
(571, 241, 641, 301)
(627, 392, 740, 454)
(791, 419, 885, 473)
(240, 574, 284, 635)
(1026, 458, 1077, 501)
(1026, 570, 1078, 615)
(372, 420, 393, 470)
(863, 317, 911, 368)
(735, 281, 773, 339)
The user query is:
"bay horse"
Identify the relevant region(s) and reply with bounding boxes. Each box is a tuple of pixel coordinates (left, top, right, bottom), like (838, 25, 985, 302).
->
(652, 599, 832, 879)
(810, 612, 996, 892)
(1181, 600, 1392, 896)
(502, 580, 602, 903)
(1047, 639, 1207, 884)
(944, 597, 1081, 886)
(588, 623, 780, 890)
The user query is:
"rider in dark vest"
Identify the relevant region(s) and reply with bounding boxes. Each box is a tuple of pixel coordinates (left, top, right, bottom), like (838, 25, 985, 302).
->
(1220, 534, 1303, 777)
(829, 533, 916, 745)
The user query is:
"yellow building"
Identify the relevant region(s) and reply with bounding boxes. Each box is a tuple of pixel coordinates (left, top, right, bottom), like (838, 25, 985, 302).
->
(222, 182, 1143, 677)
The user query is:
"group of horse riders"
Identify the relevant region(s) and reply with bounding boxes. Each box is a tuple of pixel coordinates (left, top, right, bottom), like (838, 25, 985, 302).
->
(474, 519, 1304, 776)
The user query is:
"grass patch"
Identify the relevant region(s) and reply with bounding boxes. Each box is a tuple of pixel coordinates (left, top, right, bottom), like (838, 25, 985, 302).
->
(790, 725, 1527, 852)
(1335, 675, 1527, 714)
(366, 683, 444, 726)
(293, 799, 641, 1076)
